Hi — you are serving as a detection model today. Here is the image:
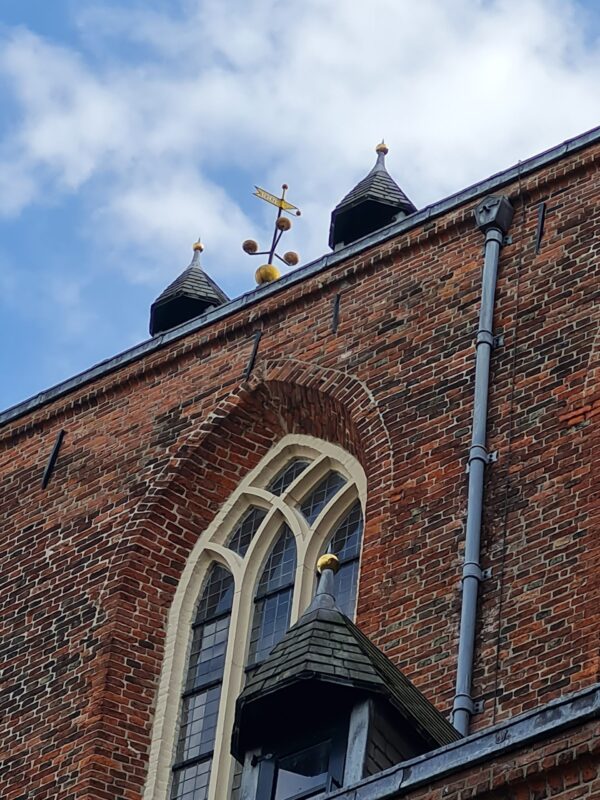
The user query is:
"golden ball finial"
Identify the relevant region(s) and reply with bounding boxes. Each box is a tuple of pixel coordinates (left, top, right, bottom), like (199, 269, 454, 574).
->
(317, 553, 340, 574)
(193, 239, 204, 252)
(375, 140, 389, 155)
(255, 264, 281, 285)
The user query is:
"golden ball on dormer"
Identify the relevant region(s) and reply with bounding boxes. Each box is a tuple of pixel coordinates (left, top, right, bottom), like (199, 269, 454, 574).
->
(193, 240, 204, 252)
(375, 141, 389, 155)
(283, 251, 299, 266)
(255, 264, 281, 284)
(276, 217, 291, 231)
(317, 553, 340, 574)
(242, 239, 259, 254)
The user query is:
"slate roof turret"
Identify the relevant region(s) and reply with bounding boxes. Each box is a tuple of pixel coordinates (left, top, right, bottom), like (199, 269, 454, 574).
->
(149, 240, 229, 336)
(329, 142, 417, 249)
(232, 555, 459, 760)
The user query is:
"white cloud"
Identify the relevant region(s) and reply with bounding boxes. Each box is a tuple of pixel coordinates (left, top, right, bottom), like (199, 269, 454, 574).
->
(0, 0, 599, 293)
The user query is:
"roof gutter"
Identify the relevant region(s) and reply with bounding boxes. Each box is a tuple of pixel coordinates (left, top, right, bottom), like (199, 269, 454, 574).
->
(452, 195, 514, 735)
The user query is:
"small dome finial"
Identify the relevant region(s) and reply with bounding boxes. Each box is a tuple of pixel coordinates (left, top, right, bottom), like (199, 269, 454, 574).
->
(375, 140, 389, 156)
(317, 553, 340, 575)
(192, 236, 204, 253)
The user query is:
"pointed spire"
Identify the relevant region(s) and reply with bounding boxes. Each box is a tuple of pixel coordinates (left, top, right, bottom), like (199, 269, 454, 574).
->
(374, 139, 389, 165)
(303, 553, 341, 614)
(149, 238, 229, 336)
(329, 141, 417, 250)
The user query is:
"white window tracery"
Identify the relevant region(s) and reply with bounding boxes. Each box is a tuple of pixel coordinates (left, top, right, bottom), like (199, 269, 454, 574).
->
(143, 436, 366, 800)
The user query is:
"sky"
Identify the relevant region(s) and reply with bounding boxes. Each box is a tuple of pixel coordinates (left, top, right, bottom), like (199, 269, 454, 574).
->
(1, 0, 599, 412)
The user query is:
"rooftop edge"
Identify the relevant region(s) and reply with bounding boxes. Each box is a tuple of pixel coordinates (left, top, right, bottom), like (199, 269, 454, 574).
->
(2, 124, 599, 428)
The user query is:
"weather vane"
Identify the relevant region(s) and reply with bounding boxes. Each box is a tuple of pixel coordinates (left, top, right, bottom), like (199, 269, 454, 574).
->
(242, 184, 301, 285)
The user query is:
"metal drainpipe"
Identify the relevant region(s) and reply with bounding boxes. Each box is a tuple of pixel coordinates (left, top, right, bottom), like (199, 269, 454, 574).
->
(452, 195, 514, 736)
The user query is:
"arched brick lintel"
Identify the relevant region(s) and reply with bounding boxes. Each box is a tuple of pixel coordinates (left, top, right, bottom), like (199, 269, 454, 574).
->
(78, 359, 395, 798)
(131, 356, 394, 544)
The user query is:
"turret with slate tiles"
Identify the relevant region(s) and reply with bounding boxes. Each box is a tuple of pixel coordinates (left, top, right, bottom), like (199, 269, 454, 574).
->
(232, 554, 459, 798)
(149, 239, 229, 336)
(329, 142, 417, 250)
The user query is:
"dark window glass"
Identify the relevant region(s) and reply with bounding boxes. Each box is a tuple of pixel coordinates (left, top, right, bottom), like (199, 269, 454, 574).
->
(229, 761, 243, 800)
(172, 564, 234, 799)
(248, 526, 296, 665)
(325, 501, 363, 617)
(227, 507, 267, 556)
(171, 759, 212, 800)
(177, 686, 221, 762)
(267, 459, 311, 496)
(195, 566, 234, 623)
(274, 740, 331, 799)
(186, 615, 231, 691)
(299, 472, 346, 524)
(256, 726, 346, 800)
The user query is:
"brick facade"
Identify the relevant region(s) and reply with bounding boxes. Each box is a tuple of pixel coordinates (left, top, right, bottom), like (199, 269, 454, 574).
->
(1, 134, 598, 799)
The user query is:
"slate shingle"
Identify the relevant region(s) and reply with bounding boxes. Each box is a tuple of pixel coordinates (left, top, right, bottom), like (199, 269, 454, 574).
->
(234, 593, 460, 759)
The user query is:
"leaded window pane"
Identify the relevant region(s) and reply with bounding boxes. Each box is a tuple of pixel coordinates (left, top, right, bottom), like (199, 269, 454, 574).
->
(173, 564, 234, 798)
(195, 565, 234, 623)
(326, 501, 363, 618)
(248, 526, 296, 665)
(267, 459, 311, 496)
(256, 526, 297, 595)
(334, 560, 360, 618)
(227, 507, 267, 556)
(230, 762, 243, 800)
(186, 615, 231, 691)
(299, 472, 346, 524)
(328, 501, 362, 561)
(177, 685, 221, 762)
(171, 758, 212, 800)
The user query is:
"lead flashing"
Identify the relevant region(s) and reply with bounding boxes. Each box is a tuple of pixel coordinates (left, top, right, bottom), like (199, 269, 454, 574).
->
(321, 684, 600, 800)
(2, 124, 599, 428)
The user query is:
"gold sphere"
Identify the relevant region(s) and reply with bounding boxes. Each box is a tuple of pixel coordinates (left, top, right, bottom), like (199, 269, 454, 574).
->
(276, 217, 291, 231)
(375, 141, 389, 155)
(283, 251, 299, 266)
(193, 240, 204, 252)
(242, 239, 259, 254)
(317, 553, 340, 574)
(255, 264, 281, 285)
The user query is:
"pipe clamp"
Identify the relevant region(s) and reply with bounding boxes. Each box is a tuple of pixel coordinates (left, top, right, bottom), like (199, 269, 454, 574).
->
(466, 445, 498, 471)
(462, 562, 483, 582)
(476, 330, 495, 348)
(452, 694, 475, 714)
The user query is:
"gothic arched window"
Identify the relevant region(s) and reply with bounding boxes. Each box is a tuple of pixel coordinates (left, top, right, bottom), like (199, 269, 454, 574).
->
(248, 525, 297, 667)
(144, 436, 366, 800)
(171, 565, 233, 800)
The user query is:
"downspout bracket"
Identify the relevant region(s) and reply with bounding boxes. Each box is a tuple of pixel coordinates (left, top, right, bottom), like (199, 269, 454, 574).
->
(475, 331, 504, 349)
(466, 446, 498, 471)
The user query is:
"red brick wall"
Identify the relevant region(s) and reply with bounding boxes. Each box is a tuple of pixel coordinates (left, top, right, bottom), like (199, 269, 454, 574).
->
(0, 143, 598, 799)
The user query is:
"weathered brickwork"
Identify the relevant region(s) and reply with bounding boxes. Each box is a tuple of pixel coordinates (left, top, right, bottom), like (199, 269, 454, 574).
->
(0, 139, 598, 799)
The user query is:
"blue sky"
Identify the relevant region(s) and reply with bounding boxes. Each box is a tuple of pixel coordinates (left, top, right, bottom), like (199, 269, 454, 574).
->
(1, 0, 599, 412)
